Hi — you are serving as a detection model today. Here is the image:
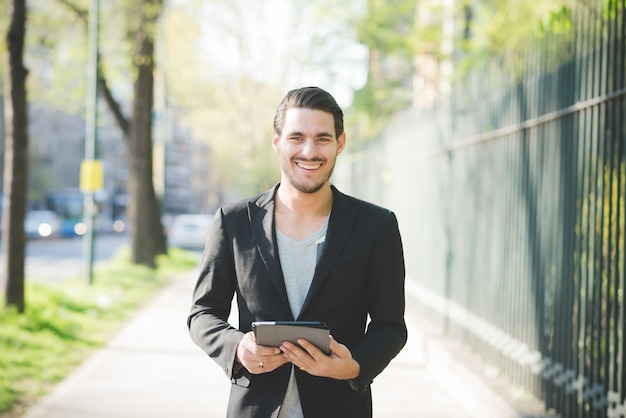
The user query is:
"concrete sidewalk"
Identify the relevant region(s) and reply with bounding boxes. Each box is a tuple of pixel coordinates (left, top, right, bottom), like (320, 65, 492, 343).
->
(21, 272, 526, 418)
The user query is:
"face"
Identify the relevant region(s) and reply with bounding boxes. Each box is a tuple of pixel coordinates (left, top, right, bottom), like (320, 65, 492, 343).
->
(273, 108, 346, 194)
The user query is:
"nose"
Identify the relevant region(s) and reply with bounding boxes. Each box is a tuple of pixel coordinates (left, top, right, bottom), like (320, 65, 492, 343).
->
(301, 138, 317, 158)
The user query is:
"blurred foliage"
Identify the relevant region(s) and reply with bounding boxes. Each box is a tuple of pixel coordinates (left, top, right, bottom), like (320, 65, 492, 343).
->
(3, 0, 368, 204)
(0, 246, 198, 416)
(177, 79, 282, 200)
(159, 0, 364, 200)
(1, 0, 594, 205)
(356, 0, 416, 53)
(0, 1, 8, 80)
(464, 0, 568, 55)
(0, 0, 10, 65)
(159, 3, 284, 200)
(350, 0, 417, 142)
(459, 0, 576, 78)
(22, 0, 165, 115)
(345, 0, 580, 142)
(23, 0, 88, 113)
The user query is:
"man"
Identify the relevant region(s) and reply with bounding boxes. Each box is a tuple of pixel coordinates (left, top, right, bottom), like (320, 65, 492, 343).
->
(188, 86, 406, 417)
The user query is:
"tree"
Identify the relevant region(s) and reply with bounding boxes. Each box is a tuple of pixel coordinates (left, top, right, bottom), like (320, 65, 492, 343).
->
(123, 0, 167, 267)
(59, 0, 167, 267)
(2, 0, 28, 311)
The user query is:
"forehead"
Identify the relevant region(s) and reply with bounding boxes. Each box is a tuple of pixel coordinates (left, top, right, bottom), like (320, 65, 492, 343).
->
(282, 108, 335, 136)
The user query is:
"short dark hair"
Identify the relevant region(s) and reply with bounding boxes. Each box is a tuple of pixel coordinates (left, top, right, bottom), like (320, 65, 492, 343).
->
(273, 86, 344, 138)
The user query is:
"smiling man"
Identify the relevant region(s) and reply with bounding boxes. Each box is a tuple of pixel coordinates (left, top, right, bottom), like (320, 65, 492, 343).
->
(274, 102, 344, 195)
(188, 86, 407, 418)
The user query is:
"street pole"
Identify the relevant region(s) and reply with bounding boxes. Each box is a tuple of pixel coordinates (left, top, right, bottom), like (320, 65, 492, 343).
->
(82, 0, 100, 285)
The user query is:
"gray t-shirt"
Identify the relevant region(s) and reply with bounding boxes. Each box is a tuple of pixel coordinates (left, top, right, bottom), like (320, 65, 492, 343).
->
(276, 217, 329, 418)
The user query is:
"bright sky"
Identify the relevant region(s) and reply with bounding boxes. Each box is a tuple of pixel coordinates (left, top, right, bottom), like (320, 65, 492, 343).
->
(194, 0, 368, 107)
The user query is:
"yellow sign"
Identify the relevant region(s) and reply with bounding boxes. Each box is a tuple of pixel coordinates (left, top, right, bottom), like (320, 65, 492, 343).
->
(80, 160, 104, 192)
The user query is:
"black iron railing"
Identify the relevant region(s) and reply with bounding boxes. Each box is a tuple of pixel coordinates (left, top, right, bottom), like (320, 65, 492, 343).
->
(339, 2, 625, 417)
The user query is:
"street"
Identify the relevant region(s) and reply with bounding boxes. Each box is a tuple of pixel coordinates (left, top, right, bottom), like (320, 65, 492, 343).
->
(1, 233, 130, 283)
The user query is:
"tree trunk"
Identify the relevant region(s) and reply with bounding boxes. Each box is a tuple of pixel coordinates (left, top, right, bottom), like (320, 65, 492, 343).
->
(126, 0, 166, 268)
(2, 0, 29, 312)
(56, 0, 167, 268)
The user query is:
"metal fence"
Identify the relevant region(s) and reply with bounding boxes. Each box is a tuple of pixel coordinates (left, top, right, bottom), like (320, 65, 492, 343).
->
(336, 2, 625, 417)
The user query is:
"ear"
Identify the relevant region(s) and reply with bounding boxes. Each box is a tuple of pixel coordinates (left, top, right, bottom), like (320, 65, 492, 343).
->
(272, 132, 280, 153)
(336, 132, 346, 156)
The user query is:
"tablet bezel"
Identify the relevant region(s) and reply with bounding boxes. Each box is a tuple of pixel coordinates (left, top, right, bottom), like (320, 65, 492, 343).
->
(251, 321, 331, 355)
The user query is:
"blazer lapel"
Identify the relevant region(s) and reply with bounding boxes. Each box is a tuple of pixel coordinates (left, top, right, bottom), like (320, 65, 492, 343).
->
(248, 186, 291, 312)
(299, 186, 358, 316)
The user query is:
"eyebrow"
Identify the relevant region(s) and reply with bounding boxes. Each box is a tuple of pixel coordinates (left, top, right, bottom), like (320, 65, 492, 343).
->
(287, 131, 335, 138)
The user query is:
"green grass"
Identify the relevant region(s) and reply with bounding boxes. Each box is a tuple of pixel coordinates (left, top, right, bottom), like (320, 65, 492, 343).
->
(0, 247, 199, 417)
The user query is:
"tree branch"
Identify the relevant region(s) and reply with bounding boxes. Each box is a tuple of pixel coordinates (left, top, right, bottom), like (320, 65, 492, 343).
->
(98, 72, 130, 136)
(55, 0, 130, 136)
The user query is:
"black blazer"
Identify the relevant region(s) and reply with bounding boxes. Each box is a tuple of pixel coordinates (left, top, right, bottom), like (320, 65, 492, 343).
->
(188, 185, 407, 418)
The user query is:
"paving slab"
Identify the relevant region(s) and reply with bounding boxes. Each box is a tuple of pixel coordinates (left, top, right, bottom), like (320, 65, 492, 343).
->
(21, 272, 502, 418)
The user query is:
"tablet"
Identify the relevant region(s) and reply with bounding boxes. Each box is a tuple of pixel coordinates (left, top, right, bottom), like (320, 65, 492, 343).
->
(252, 321, 331, 355)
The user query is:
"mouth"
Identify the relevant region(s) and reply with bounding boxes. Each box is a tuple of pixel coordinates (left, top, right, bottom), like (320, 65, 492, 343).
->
(295, 160, 324, 171)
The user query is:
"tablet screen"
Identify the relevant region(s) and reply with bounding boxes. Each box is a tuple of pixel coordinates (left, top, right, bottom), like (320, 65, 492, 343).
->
(252, 321, 331, 355)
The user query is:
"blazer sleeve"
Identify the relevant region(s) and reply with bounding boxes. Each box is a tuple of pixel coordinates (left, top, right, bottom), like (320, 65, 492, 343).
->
(187, 208, 246, 382)
(350, 210, 407, 391)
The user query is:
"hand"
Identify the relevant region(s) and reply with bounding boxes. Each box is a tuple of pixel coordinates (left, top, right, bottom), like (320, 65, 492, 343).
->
(280, 335, 360, 380)
(236, 331, 289, 374)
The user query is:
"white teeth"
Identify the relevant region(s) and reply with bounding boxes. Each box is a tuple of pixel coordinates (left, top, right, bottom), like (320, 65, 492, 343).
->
(297, 162, 322, 170)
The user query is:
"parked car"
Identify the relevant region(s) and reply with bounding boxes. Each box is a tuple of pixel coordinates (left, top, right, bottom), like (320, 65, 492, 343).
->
(24, 210, 62, 239)
(167, 213, 214, 250)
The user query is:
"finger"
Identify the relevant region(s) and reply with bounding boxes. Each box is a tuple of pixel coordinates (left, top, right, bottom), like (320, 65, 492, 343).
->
(280, 341, 310, 366)
(327, 335, 346, 356)
(297, 338, 322, 357)
(289, 340, 323, 370)
(279, 341, 304, 357)
(256, 344, 283, 355)
(261, 351, 289, 365)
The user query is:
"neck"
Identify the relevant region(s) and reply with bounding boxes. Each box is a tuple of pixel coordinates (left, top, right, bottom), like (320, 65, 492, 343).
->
(275, 182, 333, 218)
